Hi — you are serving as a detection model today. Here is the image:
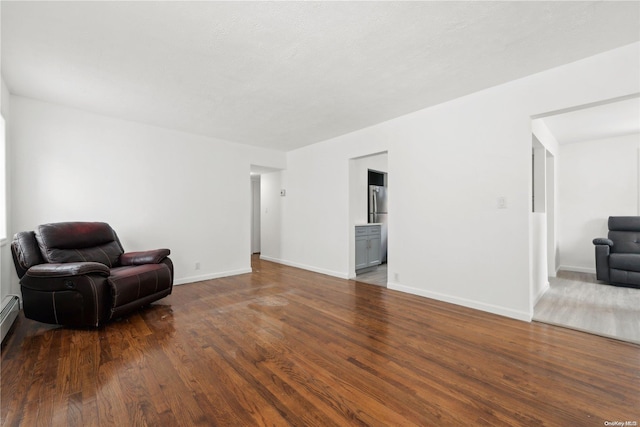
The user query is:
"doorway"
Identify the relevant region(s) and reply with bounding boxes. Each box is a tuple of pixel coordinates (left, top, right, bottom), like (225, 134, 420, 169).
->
(250, 164, 284, 261)
(530, 95, 640, 342)
(348, 151, 389, 286)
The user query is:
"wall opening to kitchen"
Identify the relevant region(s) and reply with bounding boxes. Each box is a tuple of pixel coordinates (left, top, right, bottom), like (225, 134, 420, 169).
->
(348, 152, 388, 286)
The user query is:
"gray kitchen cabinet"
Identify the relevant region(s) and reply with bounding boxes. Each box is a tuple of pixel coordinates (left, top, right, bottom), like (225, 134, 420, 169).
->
(355, 225, 381, 272)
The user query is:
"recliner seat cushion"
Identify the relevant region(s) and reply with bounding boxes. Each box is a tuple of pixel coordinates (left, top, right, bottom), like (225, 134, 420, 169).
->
(609, 253, 640, 273)
(36, 222, 124, 267)
(609, 269, 640, 287)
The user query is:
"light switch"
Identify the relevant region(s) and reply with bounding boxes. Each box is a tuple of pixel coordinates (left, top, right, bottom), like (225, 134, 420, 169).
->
(497, 196, 507, 209)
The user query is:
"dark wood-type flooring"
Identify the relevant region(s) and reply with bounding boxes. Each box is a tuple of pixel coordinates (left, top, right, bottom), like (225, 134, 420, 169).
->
(2, 256, 639, 426)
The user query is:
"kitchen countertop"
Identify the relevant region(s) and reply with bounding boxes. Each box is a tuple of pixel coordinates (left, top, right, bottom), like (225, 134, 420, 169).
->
(355, 223, 382, 226)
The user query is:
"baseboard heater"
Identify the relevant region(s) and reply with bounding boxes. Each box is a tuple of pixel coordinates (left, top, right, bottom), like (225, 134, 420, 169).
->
(1, 295, 20, 343)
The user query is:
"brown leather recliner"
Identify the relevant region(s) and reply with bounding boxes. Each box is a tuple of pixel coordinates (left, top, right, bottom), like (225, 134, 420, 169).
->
(11, 221, 174, 327)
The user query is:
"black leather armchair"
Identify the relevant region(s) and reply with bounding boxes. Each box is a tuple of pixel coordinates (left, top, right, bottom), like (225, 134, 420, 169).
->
(11, 222, 174, 327)
(593, 216, 640, 288)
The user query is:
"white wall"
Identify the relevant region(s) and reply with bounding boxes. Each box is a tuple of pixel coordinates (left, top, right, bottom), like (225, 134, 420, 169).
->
(1, 76, 16, 304)
(262, 126, 390, 278)
(532, 119, 560, 277)
(9, 96, 286, 286)
(558, 133, 640, 273)
(263, 42, 640, 321)
(545, 152, 557, 276)
(264, 143, 354, 277)
(530, 137, 549, 307)
(529, 213, 548, 306)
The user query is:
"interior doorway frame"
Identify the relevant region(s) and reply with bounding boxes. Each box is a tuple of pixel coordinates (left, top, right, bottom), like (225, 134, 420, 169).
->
(347, 151, 389, 281)
(529, 93, 640, 313)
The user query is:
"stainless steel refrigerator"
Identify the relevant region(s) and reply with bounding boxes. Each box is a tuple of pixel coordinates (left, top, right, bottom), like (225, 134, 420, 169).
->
(368, 185, 388, 263)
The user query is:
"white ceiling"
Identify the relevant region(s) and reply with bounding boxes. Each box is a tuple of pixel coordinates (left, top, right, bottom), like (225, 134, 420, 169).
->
(542, 97, 640, 145)
(2, 1, 639, 151)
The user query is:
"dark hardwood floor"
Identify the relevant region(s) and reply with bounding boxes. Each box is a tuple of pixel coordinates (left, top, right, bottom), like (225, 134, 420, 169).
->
(2, 256, 639, 426)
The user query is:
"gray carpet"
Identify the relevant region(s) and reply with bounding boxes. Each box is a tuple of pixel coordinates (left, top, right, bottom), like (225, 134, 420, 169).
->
(533, 271, 640, 345)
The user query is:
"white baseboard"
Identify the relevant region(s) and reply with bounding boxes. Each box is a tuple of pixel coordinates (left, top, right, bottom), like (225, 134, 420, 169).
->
(212, 256, 534, 321)
(260, 258, 532, 321)
(557, 265, 596, 274)
(259, 255, 349, 280)
(387, 282, 532, 322)
(173, 268, 252, 286)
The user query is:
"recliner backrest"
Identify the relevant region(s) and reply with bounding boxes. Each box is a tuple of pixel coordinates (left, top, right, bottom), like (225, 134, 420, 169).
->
(608, 216, 640, 254)
(11, 231, 45, 279)
(35, 222, 124, 267)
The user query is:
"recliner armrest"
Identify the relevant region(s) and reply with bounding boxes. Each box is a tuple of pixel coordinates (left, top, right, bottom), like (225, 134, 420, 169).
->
(594, 244, 611, 283)
(120, 249, 170, 266)
(26, 262, 110, 278)
(593, 238, 614, 246)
